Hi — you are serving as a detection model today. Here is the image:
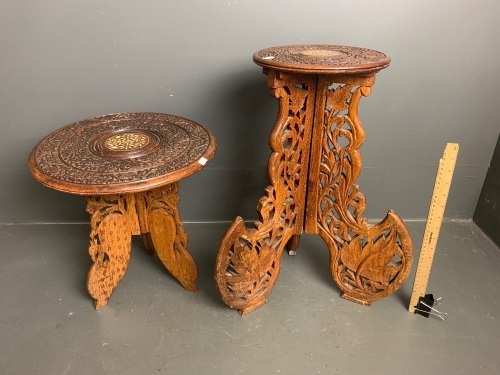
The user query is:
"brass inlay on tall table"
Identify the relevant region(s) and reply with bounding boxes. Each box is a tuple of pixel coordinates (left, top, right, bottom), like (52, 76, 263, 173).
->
(29, 112, 216, 309)
(215, 45, 413, 315)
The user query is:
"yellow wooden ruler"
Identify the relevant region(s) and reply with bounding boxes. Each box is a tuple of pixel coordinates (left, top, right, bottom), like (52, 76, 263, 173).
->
(409, 143, 459, 313)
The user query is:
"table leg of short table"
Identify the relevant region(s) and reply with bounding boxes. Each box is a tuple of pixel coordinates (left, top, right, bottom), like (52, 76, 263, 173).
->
(136, 184, 198, 293)
(86, 194, 137, 309)
(85, 183, 198, 309)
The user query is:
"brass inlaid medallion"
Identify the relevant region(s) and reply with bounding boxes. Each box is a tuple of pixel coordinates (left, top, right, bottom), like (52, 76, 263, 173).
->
(104, 132, 150, 151)
(89, 128, 163, 159)
(298, 49, 345, 58)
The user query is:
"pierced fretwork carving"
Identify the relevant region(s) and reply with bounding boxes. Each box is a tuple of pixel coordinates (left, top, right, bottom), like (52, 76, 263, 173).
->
(215, 71, 317, 315)
(216, 45, 413, 315)
(315, 76, 413, 304)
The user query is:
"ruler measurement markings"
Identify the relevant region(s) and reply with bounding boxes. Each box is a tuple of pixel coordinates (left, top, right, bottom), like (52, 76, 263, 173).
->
(408, 143, 459, 313)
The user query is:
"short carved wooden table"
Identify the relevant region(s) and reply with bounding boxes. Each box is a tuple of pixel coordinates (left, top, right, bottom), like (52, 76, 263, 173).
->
(29, 112, 216, 308)
(215, 45, 413, 315)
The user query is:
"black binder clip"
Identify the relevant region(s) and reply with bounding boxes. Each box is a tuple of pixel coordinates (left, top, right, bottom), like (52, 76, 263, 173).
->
(414, 294, 448, 321)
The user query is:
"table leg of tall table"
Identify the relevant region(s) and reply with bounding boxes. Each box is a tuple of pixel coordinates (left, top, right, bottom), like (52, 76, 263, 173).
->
(136, 184, 198, 293)
(306, 74, 414, 305)
(86, 194, 137, 309)
(215, 71, 317, 315)
(285, 234, 301, 256)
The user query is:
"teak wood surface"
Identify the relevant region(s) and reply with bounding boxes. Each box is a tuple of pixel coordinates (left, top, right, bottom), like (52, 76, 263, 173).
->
(29, 112, 216, 308)
(215, 45, 413, 315)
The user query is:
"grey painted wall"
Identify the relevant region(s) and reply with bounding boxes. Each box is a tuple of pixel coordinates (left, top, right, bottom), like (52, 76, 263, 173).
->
(474, 134, 500, 246)
(1, 0, 499, 224)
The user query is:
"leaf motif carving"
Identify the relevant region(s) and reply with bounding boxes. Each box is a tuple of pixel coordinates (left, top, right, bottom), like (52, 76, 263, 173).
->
(223, 234, 277, 303)
(364, 233, 401, 283)
(289, 89, 308, 114)
(341, 229, 402, 285)
(327, 85, 352, 114)
(340, 235, 364, 272)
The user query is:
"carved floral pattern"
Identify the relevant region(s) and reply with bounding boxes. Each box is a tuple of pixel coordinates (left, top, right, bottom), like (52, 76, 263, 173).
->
(31, 112, 213, 188)
(86, 194, 137, 309)
(316, 78, 413, 304)
(216, 46, 413, 314)
(85, 183, 198, 308)
(215, 72, 316, 314)
(140, 184, 198, 292)
(254, 45, 390, 73)
(104, 131, 151, 151)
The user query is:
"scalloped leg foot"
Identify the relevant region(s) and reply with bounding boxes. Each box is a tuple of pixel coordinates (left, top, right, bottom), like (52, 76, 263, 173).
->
(320, 211, 413, 306)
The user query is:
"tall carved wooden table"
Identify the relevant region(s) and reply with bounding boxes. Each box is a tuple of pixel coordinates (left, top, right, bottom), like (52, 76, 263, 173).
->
(29, 112, 216, 308)
(215, 45, 413, 315)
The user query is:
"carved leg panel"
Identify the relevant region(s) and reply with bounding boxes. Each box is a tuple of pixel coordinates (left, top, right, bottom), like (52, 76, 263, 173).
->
(139, 184, 198, 292)
(86, 195, 137, 309)
(313, 75, 413, 305)
(215, 71, 317, 315)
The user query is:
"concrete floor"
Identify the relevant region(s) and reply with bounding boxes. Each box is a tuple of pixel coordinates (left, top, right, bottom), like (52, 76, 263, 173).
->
(1, 220, 499, 374)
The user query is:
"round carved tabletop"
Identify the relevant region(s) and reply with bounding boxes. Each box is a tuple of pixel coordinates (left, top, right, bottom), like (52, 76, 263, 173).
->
(253, 44, 390, 74)
(28, 112, 217, 195)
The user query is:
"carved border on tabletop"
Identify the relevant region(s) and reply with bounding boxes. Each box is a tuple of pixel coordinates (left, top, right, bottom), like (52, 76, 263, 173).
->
(316, 76, 413, 305)
(254, 45, 389, 68)
(32, 113, 212, 185)
(215, 72, 316, 314)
